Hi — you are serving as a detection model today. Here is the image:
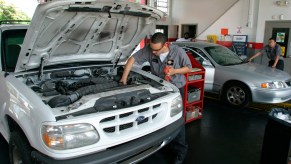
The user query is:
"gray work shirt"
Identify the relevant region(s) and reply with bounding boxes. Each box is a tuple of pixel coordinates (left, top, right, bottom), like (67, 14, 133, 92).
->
(133, 44, 192, 88)
(260, 44, 284, 60)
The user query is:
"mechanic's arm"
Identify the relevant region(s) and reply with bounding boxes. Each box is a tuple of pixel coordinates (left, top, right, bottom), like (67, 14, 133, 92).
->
(248, 52, 262, 62)
(167, 66, 191, 76)
(272, 55, 280, 68)
(120, 57, 135, 85)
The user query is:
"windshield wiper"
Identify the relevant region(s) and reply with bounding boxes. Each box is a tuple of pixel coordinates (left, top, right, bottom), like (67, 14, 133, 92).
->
(224, 61, 245, 66)
(224, 63, 237, 66)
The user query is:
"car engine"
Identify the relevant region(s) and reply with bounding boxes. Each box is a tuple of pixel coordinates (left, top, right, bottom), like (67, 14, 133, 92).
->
(17, 66, 168, 118)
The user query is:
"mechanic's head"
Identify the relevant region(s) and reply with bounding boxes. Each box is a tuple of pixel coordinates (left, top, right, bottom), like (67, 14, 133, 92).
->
(268, 37, 276, 48)
(150, 32, 169, 56)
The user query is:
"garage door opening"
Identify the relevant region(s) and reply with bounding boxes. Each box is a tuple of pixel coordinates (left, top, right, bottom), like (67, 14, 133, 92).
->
(181, 24, 197, 39)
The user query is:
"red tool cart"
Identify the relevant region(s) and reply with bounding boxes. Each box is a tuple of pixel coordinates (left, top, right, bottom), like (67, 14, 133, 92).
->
(183, 52, 205, 124)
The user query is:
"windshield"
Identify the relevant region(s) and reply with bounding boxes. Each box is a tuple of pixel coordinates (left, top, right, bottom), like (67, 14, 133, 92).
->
(204, 46, 243, 66)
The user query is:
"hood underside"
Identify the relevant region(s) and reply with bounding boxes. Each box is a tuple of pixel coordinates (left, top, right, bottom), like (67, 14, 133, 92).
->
(15, 0, 165, 72)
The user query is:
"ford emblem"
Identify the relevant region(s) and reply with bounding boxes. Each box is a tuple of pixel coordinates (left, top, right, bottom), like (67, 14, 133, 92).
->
(135, 116, 146, 123)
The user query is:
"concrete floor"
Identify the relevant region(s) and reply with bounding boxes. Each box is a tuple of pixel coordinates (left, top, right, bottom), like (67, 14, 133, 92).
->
(142, 98, 269, 164)
(185, 99, 268, 164)
(0, 98, 272, 164)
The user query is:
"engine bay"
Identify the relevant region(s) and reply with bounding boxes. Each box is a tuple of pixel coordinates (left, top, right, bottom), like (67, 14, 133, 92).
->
(17, 65, 170, 117)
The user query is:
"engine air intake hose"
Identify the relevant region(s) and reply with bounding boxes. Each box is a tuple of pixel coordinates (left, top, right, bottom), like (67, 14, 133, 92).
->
(48, 81, 118, 108)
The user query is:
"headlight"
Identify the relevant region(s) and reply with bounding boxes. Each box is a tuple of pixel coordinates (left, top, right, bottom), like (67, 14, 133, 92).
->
(261, 81, 286, 89)
(170, 95, 183, 117)
(42, 123, 99, 150)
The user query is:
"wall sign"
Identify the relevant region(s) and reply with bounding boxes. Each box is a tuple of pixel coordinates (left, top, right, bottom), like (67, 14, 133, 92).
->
(276, 32, 285, 43)
(233, 35, 247, 42)
(221, 28, 228, 35)
(232, 35, 248, 56)
(236, 26, 242, 34)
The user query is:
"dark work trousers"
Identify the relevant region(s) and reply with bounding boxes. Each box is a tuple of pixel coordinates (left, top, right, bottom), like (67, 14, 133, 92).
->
(163, 87, 188, 164)
(268, 60, 284, 71)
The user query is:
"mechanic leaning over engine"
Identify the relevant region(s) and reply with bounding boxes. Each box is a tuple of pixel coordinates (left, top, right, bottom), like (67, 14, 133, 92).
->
(120, 32, 192, 164)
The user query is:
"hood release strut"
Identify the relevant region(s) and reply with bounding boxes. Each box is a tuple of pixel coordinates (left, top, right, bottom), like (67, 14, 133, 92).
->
(38, 57, 46, 81)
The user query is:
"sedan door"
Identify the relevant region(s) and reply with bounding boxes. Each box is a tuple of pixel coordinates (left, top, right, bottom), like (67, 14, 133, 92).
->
(184, 47, 215, 91)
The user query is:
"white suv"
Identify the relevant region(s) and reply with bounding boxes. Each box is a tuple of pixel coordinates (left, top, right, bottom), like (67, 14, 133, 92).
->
(0, 1, 183, 163)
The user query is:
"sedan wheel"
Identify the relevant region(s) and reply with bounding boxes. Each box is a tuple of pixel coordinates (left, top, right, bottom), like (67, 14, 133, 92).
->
(223, 82, 251, 108)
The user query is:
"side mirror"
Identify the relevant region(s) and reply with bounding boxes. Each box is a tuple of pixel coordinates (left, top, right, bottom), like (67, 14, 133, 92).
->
(202, 60, 212, 67)
(239, 55, 247, 60)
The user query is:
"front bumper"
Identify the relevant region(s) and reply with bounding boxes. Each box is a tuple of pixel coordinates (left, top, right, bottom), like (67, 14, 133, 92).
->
(31, 117, 183, 164)
(252, 87, 291, 103)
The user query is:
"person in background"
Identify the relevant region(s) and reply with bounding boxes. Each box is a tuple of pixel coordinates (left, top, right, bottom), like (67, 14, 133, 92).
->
(176, 32, 191, 42)
(120, 32, 191, 164)
(191, 35, 197, 42)
(248, 37, 284, 71)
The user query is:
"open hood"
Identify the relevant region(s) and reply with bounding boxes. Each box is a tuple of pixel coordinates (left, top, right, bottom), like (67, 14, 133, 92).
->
(15, 0, 165, 72)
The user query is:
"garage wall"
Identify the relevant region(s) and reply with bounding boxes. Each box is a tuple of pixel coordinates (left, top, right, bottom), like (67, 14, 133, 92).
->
(147, 0, 291, 74)
(169, 0, 239, 38)
(256, 0, 291, 42)
(167, 0, 291, 73)
(198, 0, 259, 42)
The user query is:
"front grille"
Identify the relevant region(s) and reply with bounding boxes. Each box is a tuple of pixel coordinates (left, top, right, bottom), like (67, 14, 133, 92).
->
(138, 107, 148, 113)
(120, 112, 134, 118)
(100, 103, 163, 134)
(104, 127, 115, 133)
(100, 116, 115, 123)
(137, 117, 149, 125)
(120, 122, 134, 131)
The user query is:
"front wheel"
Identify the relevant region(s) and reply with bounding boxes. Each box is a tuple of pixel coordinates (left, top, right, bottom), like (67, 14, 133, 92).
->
(222, 82, 251, 108)
(9, 131, 33, 164)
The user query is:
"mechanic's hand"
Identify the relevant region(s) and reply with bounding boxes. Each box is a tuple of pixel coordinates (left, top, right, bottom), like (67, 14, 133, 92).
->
(166, 66, 176, 76)
(272, 65, 276, 68)
(119, 78, 127, 85)
(248, 58, 252, 62)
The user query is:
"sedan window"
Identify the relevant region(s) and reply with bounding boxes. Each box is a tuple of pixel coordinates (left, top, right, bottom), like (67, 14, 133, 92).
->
(204, 46, 243, 66)
(185, 47, 209, 65)
(191, 48, 207, 58)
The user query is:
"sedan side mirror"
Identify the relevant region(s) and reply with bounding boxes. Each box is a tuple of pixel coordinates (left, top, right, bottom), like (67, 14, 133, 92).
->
(239, 55, 247, 60)
(202, 60, 212, 67)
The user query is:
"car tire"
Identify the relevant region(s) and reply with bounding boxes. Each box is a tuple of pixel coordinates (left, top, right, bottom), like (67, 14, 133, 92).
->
(9, 130, 33, 164)
(222, 82, 251, 108)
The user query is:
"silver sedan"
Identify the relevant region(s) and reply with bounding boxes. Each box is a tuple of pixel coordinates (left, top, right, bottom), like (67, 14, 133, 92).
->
(173, 41, 291, 108)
